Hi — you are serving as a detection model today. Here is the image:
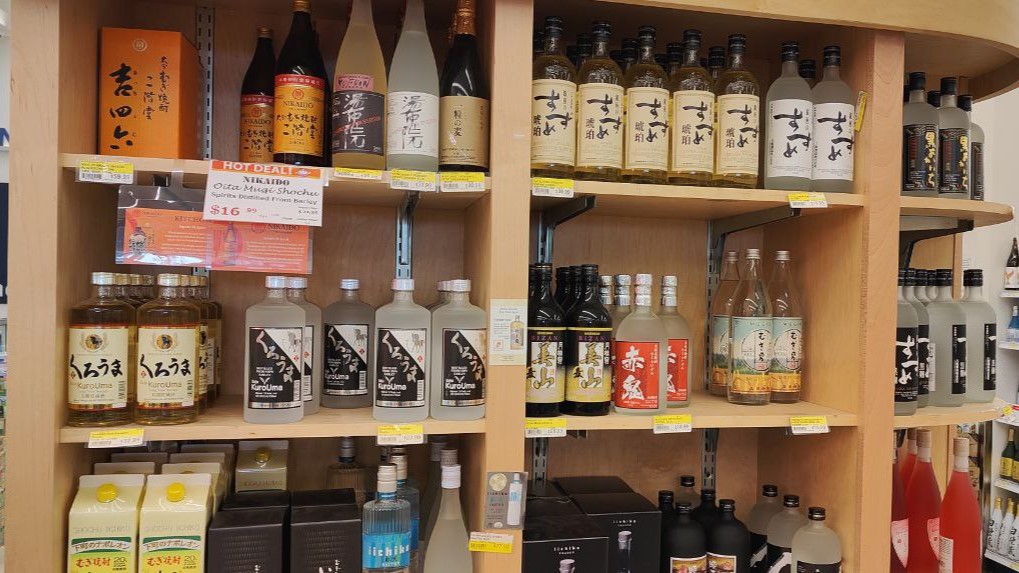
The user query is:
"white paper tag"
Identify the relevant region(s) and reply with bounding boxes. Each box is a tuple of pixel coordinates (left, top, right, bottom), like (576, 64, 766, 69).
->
(787, 192, 828, 208)
(88, 428, 145, 448)
(203, 160, 324, 226)
(525, 418, 567, 438)
(390, 169, 438, 192)
(653, 414, 693, 434)
(789, 415, 830, 435)
(489, 299, 527, 365)
(440, 171, 486, 192)
(468, 531, 514, 553)
(77, 160, 135, 184)
(531, 177, 575, 198)
(376, 423, 425, 445)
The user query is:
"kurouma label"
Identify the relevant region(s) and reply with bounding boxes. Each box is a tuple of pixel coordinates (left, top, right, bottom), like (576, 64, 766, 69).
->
(624, 86, 670, 171)
(672, 90, 715, 173)
(811, 102, 855, 181)
(531, 78, 577, 166)
(527, 328, 565, 403)
(716, 94, 760, 175)
(68, 326, 130, 408)
(440, 95, 489, 168)
(323, 323, 369, 396)
(767, 99, 813, 178)
(273, 74, 325, 157)
(577, 83, 624, 169)
(613, 340, 660, 409)
(333, 74, 385, 157)
(565, 328, 611, 403)
(442, 328, 487, 407)
(247, 327, 303, 409)
(376, 328, 427, 407)
(388, 91, 439, 157)
(137, 326, 197, 408)
(240, 94, 274, 163)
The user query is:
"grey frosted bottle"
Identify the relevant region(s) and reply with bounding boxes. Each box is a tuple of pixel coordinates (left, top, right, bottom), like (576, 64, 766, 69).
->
(322, 279, 374, 409)
(961, 269, 996, 403)
(937, 77, 970, 198)
(895, 269, 919, 416)
(927, 269, 967, 407)
(959, 94, 985, 200)
(764, 41, 813, 190)
(374, 278, 431, 422)
(430, 279, 487, 421)
(286, 276, 321, 415)
(765, 495, 808, 572)
(244, 275, 305, 424)
(810, 46, 855, 193)
(902, 72, 939, 197)
(904, 269, 931, 408)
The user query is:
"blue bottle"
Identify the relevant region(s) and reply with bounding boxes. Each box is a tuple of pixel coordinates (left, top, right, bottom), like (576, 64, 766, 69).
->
(363, 463, 412, 572)
(391, 453, 421, 571)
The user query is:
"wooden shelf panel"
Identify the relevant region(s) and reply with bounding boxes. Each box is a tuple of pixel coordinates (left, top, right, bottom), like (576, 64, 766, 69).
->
(60, 154, 488, 211)
(893, 398, 1007, 429)
(533, 181, 864, 220)
(995, 478, 1019, 496)
(58, 396, 486, 443)
(900, 196, 1014, 228)
(985, 550, 1019, 571)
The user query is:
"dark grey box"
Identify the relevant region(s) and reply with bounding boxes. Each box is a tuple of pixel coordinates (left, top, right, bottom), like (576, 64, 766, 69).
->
(221, 490, 291, 512)
(291, 488, 357, 510)
(572, 492, 661, 573)
(289, 505, 361, 573)
(526, 496, 581, 518)
(206, 507, 286, 573)
(554, 475, 633, 496)
(524, 514, 609, 573)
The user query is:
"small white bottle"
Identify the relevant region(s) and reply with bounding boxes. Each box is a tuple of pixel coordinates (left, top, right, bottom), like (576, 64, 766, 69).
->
(244, 276, 305, 424)
(507, 473, 524, 527)
(430, 279, 487, 421)
(286, 276, 321, 415)
(374, 278, 431, 422)
(322, 279, 375, 409)
(988, 497, 1004, 551)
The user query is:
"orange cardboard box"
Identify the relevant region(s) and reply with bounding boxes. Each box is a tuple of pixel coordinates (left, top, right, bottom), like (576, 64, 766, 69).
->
(99, 28, 202, 159)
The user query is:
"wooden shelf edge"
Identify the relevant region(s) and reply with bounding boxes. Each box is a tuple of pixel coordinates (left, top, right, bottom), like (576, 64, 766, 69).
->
(900, 195, 1014, 228)
(995, 479, 1019, 496)
(985, 549, 1019, 570)
(558, 399, 857, 431)
(575, 180, 866, 207)
(893, 398, 1007, 428)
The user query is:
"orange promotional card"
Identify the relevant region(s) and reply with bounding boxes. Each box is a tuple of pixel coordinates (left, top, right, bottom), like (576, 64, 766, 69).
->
(209, 221, 310, 274)
(122, 207, 209, 266)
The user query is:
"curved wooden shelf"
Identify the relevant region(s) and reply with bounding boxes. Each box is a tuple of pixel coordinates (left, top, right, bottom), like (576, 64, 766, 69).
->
(893, 398, 1008, 429)
(900, 196, 1014, 228)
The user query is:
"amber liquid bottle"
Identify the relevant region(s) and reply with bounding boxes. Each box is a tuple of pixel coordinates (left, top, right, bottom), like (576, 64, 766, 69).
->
(531, 16, 577, 179)
(439, 0, 490, 172)
(622, 26, 670, 184)
(669, 29, 715, 185)
(135, 274, 201, 425)
(197, 275, 223, 403)
(713, 34, 760, 188)
(575, 21, 624, 182)
(273, 0, 328, 166)
(562, 264, 612, 416)
(184, 275, 214, 409)
(68, 272, 136, 427)
(240, 28, 276, 163)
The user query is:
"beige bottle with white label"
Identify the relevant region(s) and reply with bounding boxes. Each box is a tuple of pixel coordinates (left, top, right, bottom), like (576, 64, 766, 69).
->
(139, 474, 211, 572)
(68, 474, 144, 573)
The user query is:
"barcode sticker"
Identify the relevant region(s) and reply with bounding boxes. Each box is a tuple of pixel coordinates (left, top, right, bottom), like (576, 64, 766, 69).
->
(88, 428, 144, 448)
(653, 414, 693, 434)
(525, 417, 567, 438)
(440, 171, 486, 192)
(789, 416, 830, 435)
(787, 192, 828, 209)
(390, 169, 438, 192)
(468, 532, 514, 553)
(78, 160, 135, 184)
(376, 423, 425, 445)
(531, 177, 575, 198)
(333, 167, 384, 181)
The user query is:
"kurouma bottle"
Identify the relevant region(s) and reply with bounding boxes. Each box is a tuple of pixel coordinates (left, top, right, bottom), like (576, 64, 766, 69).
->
(333, 0, 387, 169)
(562, 264, 612, 416)
(322, 279, 375, 409)
(430, 280, 487, 421)
(928, 269, 967, 407)
(239, 28, 276, 163)
(363, 464, 412, 573)
(939, 437, 982, 570)
(764, 41, 813, 190)
(440, 0, 489, 172)
(714, 34, 760, 188)
(244, 275, 304, 424)
(810, 45, 855, 193)
(286, 276, 321, 415)
(387, 0, 440, 172)
(273, 0, 328, 166)
(748, 484, 781, 572)
(660, 275, 692, 407)
(791, 507, 842, 571)
(765, 494, 808, 571)
(961, 269, 996, 403)
(622, 26, 670, 184)
(575, 21, 624, 182)
(527, 264, 566, 417)
(902, 71, 939, 196)
(906, 428, 941, 571)
(896, 269, 919, 415)
(423, 464, 471, 573)
(729, 249, 772, 405)
(613, 275, 667, 414)
(669, 29, 715, 185)
(374, 278, 430, 422)
(531, 16, 577, 178)
(68, 272, 135, 426)
(710, 251, 740, 396)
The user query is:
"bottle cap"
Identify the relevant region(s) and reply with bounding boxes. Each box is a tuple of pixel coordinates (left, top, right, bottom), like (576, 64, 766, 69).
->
(635, 273, 653, 286)
(719, 498, 736, 511)
(667, 42, 683, 61)
(953, 437, 969, 457)
(96, 483, 118, 503)
(822, 45, 841, 66)
(808, 506, 826, 521)
(440, 447, 458, 466)
(680, 475, 695, 487)
(166, 482, 186, 503)
(936, 268, 953, 286)
(917, 428, 932, 448)
(430, 436, 448, 461)
(783, 494, 800, 507)
(339, 436, 356, 459)
(618, 531, 632, 543)
(659, 490, 675, 504)
(676, 501, 693, 514)
(662, 275, 678, 287)
(198, 275, 208, 286)
(897, 268, 906, 286)
(143, 275, 155, 286)
(963, 268, 983, 286)
(724, 250, 738, 262)
(392, 278, 415, 291)
(940, 76, 958, 96)
(908, 71, 926, 91)
(959, 95, 973, 112)
(799, 59, 816, 78)
(92, 272, 115, 285)
(708, 46, 726, 66)
(600, 275, 614, 286)
(745, 248, 761, 260)
(114, 273, 130, 285)
(157, 273, 180, 287)
(340, 278, 360, 290)
(683, 29, 702, 47)
(257, 27, 273, 38)
(637, 25, 656, 42)
(376, 463, 398, 493)
(581, 264, 599, 277)
(762, 484, 779, 497)
(701, 488, 716, 500)
(903, 268, 916, 287)
(615, 274, 632, 286)
(292, 0, 310, 13)
(592, 21, 611, 40)
(775, 250, 791, 261)
(728, 33, 746, 51)
(286, 276, 308, 289)
(449, 279, 471, 292)
(390, 454, 408, 480)
(780, 41, 798, 61)
(441, 464, 462, 489)
(544, 15, 564, 34)
(129, 274, 143, 285)
(265, 275, 287, 289)
(662, 295, 677, 307)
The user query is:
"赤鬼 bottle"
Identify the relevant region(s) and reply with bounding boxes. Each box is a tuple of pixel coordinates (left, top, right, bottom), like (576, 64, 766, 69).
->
(68, 272, 136, 426)
(527, 264, 566, 417)
(896, 268, 920, 415)
(660, 275, 692, 407)
(748, 484, 781, 572)
(273, 0, 328, 166)
(669, 29, 714, 186)
(322, 279, 375, 409)
(903, 269, 930, 407)
(927, 269, 967, 407)
(713, 34, 760, 188)
(902, 71, 939, 197)
(575, 21, 624, 182)
(710, 251, 740, 396)
(768, 251, 803, 403)
(363, 464, 412, 573)
(531, 16, 577, 179)
(613, 274, 668, 415)
(562, 264, 612, 416)
(707, 499, 751, 573)
(374, 279, 430, 422)
(422, 464, 471, 573)
(939, 437, 982, 570)
(240, 28, 276, 163)
(390, 454, 421, 571)
(764, 41, 813, 190)
(961, 269, 996, 403)
(765, 494, 808, 571)
(810, 45, 855, 193)
(333, 0, 387, 169)
(439, 0, 490, 173)
(663, 502, 707, 572)
(431, 279, 487, 421)
(244, 275, 304, 424)
(622, 26, 670, 184)
(791, 507, 842, 571)
(286, 276, 321, 415)
(728, 249, 772, 405)
(387, 0, 440, 172)
(326, 436, 367, 504)
(958, 94, 984, 200)
(937, 77, 970, 198)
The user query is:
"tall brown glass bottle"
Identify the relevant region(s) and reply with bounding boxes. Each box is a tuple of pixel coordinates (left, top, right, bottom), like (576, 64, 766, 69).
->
(527, 264, 566, 417)
(240, 28, 275, 163)
(439, 0, 490, 172)
(575, 21, 624, 182)
(622, 26, 669, 184)
(531, 16, 577, 179)
(562, 264, 612, 416)
(273, 0, 328, 166)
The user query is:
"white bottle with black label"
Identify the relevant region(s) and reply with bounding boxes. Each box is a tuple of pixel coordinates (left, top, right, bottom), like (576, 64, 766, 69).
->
(764, 41, 813, 190)
(244, 275, 305, 424)
(286, 276, 322, 416)
(430, 279, 487, 421)
(374, 278, 431, 422)
(961, 269, 996, 403)
(927, 269, 967, 407)
(322, 279, 375, 409)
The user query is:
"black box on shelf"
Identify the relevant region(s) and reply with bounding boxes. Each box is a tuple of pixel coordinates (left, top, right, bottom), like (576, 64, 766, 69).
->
(221, 490, 292, 512)
(527, 479, 566, 498)
(290, 488, 358, 510)
(571, 492, 661, 573)
(289, 505, 361, 572)
(206, 507, 286, 573)
(524, 514, 609, 573)
(526, 496, 582, 518)
(554, 475, 633, 496)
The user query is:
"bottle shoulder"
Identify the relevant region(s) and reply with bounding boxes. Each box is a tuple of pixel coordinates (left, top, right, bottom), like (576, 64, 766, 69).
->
(671, 67, 713, 93)
(533, 56, 576, 82)
(578, 58, 624, 86)
(766, 77, 813, 103)
(812, 81, 854, 105)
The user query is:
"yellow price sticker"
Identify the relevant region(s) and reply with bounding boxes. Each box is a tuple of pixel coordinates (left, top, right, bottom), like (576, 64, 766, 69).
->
(789, 416, 830, 435)
(855, 91, 868, 132)
(787, 192, 828, 209)
(525, 417, 568, 438)
(531, 177, 575, 198)
(377, 423, 425, 445)
(439, 171, 486, 192)
(333, 167, 383, 181)
(389, 169, 438, 192)
(88, 428, 145, 448)
(468, 532, 514, 554)
(78, 160, 135, 184)
(653, 414, 693, 434)
(1003, 405, 1015, 417)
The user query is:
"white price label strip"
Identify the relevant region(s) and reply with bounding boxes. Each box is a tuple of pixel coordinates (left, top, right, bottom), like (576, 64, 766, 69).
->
(333, 167, 384, 181)
(468, 532, 514, 554)
(203, 160, 325, 226)
(390, 169, 438, 192)
(377, 423, 425, 445)
(440, 171, 486, 192)
(789, 416, 830, 435)
(531, 177, 574, 198)
(787, 192, 828, 209)
(653, 414, 693, 434)
(77, 160, 135, 184)
(525, 418, 567, 438)
(88, 428, 144, 449)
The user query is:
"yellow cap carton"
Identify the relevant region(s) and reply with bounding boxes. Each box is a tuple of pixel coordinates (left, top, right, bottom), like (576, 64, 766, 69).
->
(68, 474, 145, 573)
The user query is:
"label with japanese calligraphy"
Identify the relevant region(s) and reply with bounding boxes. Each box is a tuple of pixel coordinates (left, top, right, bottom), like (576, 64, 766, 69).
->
(273, 74, 326, 157)
(69, 537, 133, 573)
(667, 338, 690, 402)
(323, 323, 369, 396)
(565, 327, 612, 403)
(917, 323, 930, 396)
(811, 102, 855, 181)
(672, 90, 715, 173)
(928, 342, 936, 392)
(376, 328, 428, 408)
(730, 317, 771, 395)
(388, 91, 439, 157)
(971, 141, 985, 200)
(139, 536, 203, 572)
(531, 78, 578, 166)
(951, 324, 967, 395)
(710, 315, 731, 389)
(939, 127, 970, 195)
(769, 317, 803, 393)
(527, 327, 565, 403)
(441, 328, 487, 406)
(240, 94, 275, 163)
(198, 325, 210, 400)
(903, 124, 939, 192)
(716, 94, 760, 175)
(624, 86, 670, 171)
(577, 83, 624, 169)
(333, 74, 385, 157)
(247, 327, 303, 410)
(136, 326, 197, 408)
(766, 98, 813, 178)
(984, 323, 997, 391)
(613, 340, 661, 409)
(440, 95, 489, 168)
(301, 325, 314, 402)
(895, 326, 919, 403)
(68, 326, 130, 408)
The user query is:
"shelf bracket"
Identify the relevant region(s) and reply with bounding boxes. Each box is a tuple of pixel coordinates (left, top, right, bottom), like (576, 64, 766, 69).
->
(899, 217, 974, 268)
(702, 428, 719, 490)
(535, 196, 597, 264)
(531, 437, 548, 485)
(395, 192, 420, 279)
(196, 6, 214, 160)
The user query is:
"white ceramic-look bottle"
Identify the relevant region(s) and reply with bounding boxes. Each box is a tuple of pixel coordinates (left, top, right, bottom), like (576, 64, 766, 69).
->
(244, 275, 305, 424)
(430, 280, 487, 421)
(374, 278, 430, 422)
(286, 276, 321, 415)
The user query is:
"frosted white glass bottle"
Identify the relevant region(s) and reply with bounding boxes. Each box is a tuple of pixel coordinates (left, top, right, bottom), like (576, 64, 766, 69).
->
(286, 276, 321, 415)
(430, 280, 487, 421)
(810, 46, 855, 193)
(903, 269, 931, 408)
(375, 278, 430, 421)
(791, 507, 842, 570)
(895, 270, 919, 416)
(387, 0, 439, 171)
(961, 269, 997, 403)
(902, 71, 939, 197)
(764, 41, 813, 191)
(244, 275, 305, 424)
(423, 446, 457, 548)
(419, 435, 448, 542)
(959, 95, 985, 200)
(937, 77, 970, 199)
(766, 495, 809, 570)
(613, 275, 667, 415)
(748, 484, 782, 570)
(927, 269, 967, 407)
(423, 464, 471, 573)
(659, 276, 692, 407)
(321, 279, 375, 409)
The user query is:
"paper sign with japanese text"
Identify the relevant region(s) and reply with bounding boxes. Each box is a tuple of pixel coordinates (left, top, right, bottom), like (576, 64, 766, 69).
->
(203, 160, 325, 226)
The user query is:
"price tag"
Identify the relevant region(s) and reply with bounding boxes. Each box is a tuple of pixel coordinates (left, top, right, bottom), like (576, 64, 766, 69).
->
(440, 171, 487, 192)
(789, 416, 830, 435)
(653, 414, 693, 434)
(531, 177, 574, 198)
(77, 160, 135, 184)
(855, 91, 868, 132)
(525, 418, 567, 438)
(88, 428, 145, 449)
(203, 160, 324, 226)
(468, 532, 514, 554)
(333, 167, 383, 181)
(1004, 405, 1015, 417)
(787, 192, 828, 209)
(376, 423, 425, 445)
(390, 169, 438, 192)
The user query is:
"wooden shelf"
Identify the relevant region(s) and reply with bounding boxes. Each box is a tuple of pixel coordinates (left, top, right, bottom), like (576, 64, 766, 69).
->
(995, 479, 1019, 496)
(893, 398, 1008, 429)
(985, 550, 1019, 571)
(58, 396, 486, 443)
(900, 196, 1014, 228)
(534, 181, 864, 220)
(60, 154, 489, 211)
(1001, 341, 1019, 351)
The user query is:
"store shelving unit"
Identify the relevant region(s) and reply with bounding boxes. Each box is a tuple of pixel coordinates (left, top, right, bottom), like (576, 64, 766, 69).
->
(986, 550, 1019, 571)
(7, 0, 1019, 571)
